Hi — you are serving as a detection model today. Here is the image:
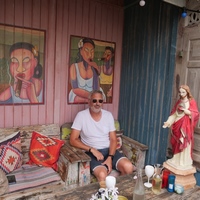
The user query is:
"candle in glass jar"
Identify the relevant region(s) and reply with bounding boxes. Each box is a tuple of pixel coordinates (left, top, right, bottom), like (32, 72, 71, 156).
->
(162, 169, 170, 188)
(167, 174, 176, 192)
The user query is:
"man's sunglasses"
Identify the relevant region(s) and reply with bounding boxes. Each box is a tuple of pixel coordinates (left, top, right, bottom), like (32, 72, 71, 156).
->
(92, 99, 103, 103)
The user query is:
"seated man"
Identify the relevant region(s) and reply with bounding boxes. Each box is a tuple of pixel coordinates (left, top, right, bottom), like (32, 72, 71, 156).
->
(70, 90, 135, 182)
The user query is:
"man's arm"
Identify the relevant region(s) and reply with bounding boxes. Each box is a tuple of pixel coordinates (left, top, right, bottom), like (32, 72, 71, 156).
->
(108, 131, 117, 155)
(101, 131, 117, 173)
(69, 128, 91, 151)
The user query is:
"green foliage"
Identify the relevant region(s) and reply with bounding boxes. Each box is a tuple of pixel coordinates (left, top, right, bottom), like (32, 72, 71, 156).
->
(0, 58, 13, 84)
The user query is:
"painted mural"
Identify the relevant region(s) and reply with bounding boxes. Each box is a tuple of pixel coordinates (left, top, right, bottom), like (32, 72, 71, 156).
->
(0, 24, 45, 105)
(68, 36, 115, 104)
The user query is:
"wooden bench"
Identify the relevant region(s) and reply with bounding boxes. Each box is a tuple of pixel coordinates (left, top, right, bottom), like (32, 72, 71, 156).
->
(0, 123, 148, 199)
(60, 122, 149, 187)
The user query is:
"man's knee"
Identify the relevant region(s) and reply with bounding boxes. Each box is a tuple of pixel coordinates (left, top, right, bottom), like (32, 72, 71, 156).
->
(117, 158, 135, 174)
(93, 167, 108, 181)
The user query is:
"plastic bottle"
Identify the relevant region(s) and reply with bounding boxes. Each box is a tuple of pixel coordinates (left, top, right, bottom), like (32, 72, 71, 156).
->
(133, 168, 145, 200)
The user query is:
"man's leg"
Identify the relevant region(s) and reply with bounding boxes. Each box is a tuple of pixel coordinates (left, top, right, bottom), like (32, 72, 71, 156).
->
(93, 166, 108, 181)
(116, 157, 135, 175)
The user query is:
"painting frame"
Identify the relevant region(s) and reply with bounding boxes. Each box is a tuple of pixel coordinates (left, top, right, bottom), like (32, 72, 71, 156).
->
(0, 24, 45, 105)
(68, 35, 115, 104)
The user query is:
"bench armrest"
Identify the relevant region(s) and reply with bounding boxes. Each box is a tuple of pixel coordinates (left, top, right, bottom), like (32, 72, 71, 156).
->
(57, 141, 91, 182)
(121, 135, 148, 169)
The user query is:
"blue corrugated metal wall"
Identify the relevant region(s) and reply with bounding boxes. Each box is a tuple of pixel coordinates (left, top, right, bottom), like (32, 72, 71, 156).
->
(119, 0, 180, 165)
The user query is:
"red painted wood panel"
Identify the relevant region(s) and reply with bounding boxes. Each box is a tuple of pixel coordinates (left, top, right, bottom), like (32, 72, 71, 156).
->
(0, 0, 123, 128)
(54, 0, 63, 124)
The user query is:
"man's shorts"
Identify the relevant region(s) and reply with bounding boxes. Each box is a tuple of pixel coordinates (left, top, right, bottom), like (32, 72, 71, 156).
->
(85, 148, 126, 173)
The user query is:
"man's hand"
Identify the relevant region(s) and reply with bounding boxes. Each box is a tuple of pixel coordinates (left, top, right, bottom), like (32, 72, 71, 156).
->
(102, 157, 112, 174)
(91, 148, 104, 161)
(16, 76, 39, 103)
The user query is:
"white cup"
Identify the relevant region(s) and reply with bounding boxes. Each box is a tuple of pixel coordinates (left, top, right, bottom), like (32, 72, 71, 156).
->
(105, 176, 116, 189)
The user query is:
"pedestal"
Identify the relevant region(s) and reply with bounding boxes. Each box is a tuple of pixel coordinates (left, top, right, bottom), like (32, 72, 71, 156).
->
(163, 162, 196, 190)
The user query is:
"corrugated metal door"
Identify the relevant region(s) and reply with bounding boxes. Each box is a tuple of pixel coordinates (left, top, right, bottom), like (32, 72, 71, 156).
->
(119, 0, 180, 165)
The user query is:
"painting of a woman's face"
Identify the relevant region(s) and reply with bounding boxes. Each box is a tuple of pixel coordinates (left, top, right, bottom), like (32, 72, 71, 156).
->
(103, 49, 113, 61)
(10, 49, 38, 81)
(80, 42, 95, 62)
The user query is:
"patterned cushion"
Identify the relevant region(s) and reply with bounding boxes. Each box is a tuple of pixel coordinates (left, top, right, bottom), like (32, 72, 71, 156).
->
(116, 136, 122, 150)
(116, 131, 123, 150)
(114, 120, 120, 131)
(28, 131, 64, 170)
(8, 164, 61, 193)
(0, 131, 22, 174)
(60, 122, 73, 140)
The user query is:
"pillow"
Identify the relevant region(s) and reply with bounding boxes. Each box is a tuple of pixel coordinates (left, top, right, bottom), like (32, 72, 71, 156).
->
(116, 130, 123, 151)
(8, 164, 61, 193)
(60, 122, 73, 140)
(28, 131, 64, 170)
(116, 136, 122, 150)
(0, 168, 8, 195)
(0, 131, 22, 174)
(114, 120, 120, 131)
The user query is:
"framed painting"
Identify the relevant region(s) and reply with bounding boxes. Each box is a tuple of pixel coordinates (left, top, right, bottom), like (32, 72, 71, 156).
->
(0, 24, 45, 105)
(68, 35, 115, 104)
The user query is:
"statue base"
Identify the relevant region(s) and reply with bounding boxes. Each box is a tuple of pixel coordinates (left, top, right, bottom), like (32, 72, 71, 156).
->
(163, 162, 196, 190)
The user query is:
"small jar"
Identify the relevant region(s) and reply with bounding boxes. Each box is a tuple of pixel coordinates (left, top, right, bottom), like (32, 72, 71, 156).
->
(174, 184, 184, 194)
(167, 174, 176, 192)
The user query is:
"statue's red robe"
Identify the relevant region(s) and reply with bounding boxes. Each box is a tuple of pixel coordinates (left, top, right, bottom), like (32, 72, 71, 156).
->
(170, 99, 199, 156)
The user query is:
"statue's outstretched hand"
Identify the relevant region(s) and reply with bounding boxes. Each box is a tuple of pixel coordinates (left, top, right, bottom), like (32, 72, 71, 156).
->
(163, 122, 170, 128)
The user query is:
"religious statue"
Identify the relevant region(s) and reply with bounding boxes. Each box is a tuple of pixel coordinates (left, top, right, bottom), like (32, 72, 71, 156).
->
(163, 85, 199, 170)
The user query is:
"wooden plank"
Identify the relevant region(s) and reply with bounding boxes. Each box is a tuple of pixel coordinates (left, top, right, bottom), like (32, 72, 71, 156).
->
(121, 135, 148, 169)
(60, 142, 91, 163)
(0, 124, 60, 137)
(0, 107, 5, 127)
(60, 144, 83, 163)
(122, 135, 148, 150)
(193, 150, 200, 167)
(53, 0, 63, 124)
(57, 153, 69, 182)
(80, 0, 90, 36)
(65, 162, 79, 188)
(70, 147, 91, 163)
(194, 161, 200, 171)
(45, 0, 56, 124)
(4, 106, 14, 128)
(22, 107, 31, 126)
(194, 134, 200, 152)
(186, 0, 200, 10)
(78, 161, 90, 186)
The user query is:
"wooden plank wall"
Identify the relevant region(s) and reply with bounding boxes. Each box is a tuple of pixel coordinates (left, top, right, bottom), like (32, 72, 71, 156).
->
(0, 0, 124, 128)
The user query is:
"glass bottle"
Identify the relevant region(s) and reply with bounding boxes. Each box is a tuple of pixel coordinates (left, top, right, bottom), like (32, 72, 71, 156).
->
(133, 168, 145, 200)
(152, 164, 163, 194)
